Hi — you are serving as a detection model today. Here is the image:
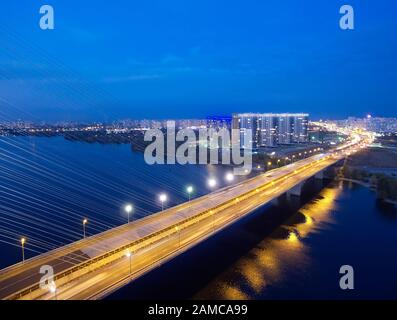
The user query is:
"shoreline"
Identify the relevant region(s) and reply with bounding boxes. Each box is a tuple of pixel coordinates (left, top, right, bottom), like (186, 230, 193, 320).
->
(338, 177, 397, 206)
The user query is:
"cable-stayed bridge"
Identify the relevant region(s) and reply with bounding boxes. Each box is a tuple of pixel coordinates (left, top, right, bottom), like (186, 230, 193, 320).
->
(0, 134, 368, 300)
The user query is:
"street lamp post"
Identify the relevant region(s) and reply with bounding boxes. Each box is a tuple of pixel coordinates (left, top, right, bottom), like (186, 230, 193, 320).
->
(159, 193, 167, 211)
(208, 178, 217, 189)
(20, 237, 26, 264)
(186, 186, 193, 201)
(125, 204, 133, 224)
(83, 218, 88, 238)
(225, 173, 234, 183)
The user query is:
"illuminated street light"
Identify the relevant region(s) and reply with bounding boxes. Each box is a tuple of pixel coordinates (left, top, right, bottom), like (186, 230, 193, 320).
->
(126, 251, 132, 275)
(20, 237, 26, 264)
(159, 193, 167, 211)
(186, 186, 194, 201)
(124, 204, 133, 223)
(83, 218, 88, 238)
(225, 173, 234, 182)
(208, 178, 217, 188)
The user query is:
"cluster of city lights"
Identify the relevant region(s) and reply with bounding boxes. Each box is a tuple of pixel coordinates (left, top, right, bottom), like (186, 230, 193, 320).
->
(265, 147, 323, 168)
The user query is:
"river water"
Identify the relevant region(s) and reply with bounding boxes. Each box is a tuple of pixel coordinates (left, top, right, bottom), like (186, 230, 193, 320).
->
(194, 180, 397, 299)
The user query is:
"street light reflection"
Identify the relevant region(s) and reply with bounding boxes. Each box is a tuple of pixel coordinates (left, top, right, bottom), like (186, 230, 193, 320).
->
(195, 184, 342, 300)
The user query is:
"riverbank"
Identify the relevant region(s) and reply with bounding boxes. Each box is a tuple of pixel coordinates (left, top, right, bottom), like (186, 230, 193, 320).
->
(336, 177, 396, 206)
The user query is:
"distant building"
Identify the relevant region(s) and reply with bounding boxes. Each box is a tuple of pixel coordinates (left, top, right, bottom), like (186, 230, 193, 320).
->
(292, 114, 309, 143)
(258, 115, 278, 146)
(232, 113, 257, 148)
(206, 116, 231, 130)
(232, 113, 309, 148)
(332, 116, 397, 134)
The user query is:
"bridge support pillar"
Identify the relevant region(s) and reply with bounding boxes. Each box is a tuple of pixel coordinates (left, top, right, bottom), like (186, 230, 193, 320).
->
(315, 170, 324, 180)
(287, 182, 304, 197)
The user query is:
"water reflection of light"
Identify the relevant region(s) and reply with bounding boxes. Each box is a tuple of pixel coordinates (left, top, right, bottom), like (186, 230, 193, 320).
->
(195, 184, 343, 300)
(240, 262, 266, 293)
(222, 285, 249, 300)
(305, 215, 313, 225)
(288, 231, 299, 242)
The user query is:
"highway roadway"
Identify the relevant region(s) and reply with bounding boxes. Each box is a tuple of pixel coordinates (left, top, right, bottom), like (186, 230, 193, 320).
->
(0, 134, 368, 300)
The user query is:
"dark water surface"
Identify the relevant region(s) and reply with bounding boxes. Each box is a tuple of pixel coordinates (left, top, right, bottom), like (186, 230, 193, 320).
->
(194, 181, 397, 300)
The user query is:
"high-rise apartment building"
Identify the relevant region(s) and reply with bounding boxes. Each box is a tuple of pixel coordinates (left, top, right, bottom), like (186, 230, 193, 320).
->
(232, 113, 257, 148)
(232, 113, 309, 148)
(292, 114, 309, 143)
(258, 115, 278, 146)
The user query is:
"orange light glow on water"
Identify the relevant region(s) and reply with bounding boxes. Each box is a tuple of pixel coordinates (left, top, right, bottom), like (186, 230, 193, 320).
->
(222, 285, 249, 300)
(288, 232, 298, 242)
(195, 184, 343, 300)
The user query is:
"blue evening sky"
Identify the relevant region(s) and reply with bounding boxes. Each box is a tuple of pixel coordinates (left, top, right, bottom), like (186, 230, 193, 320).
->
(0, 0, 396, 121)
